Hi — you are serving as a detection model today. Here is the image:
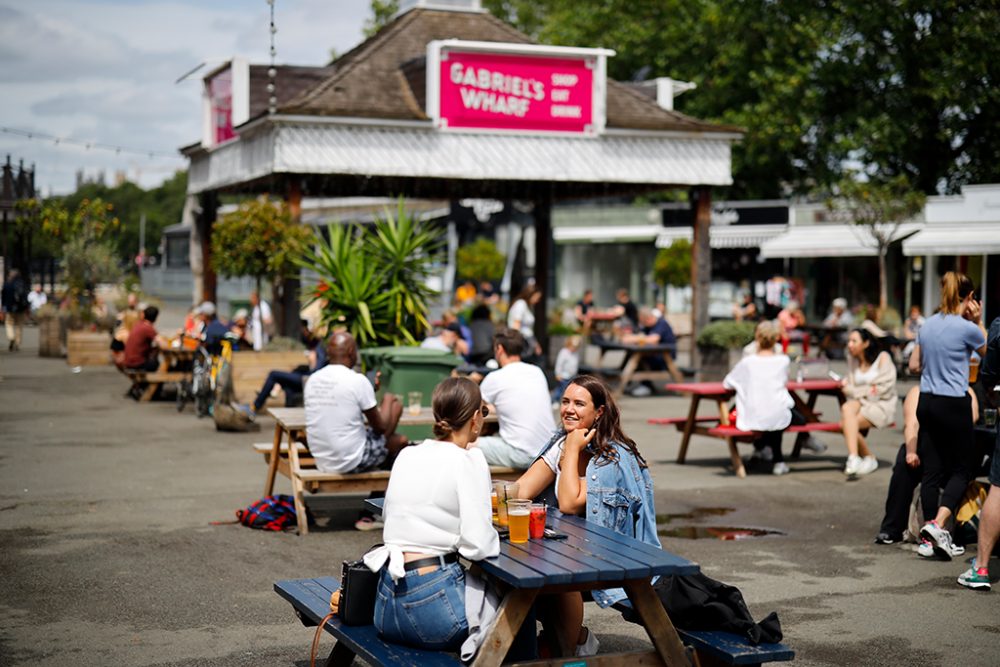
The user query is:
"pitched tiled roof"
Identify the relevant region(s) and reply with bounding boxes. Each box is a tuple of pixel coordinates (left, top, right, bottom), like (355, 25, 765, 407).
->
(281, 8, 737, 134)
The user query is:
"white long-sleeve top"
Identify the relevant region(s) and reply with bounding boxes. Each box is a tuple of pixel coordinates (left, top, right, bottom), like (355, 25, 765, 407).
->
(722, 353, 793, 432)
(364, 440, 500, 581)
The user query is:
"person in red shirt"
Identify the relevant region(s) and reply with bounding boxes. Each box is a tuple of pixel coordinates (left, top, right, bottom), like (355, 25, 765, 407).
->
(124, 306, 166, 371)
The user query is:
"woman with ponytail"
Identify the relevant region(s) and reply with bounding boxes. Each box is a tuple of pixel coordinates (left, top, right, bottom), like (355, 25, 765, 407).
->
(909, 271, 987, 560)
(363, 377, 499, 654)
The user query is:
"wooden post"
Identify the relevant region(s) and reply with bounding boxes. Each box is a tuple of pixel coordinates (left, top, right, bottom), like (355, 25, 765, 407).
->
(280, 179, 303, 339)
(534, 193, 552, 362)
(198, 191, 218, 304)
(691, 186, 712, 366)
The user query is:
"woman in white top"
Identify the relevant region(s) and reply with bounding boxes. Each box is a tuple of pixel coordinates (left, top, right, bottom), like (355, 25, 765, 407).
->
(723, 321, 795, 475)
(364, 377, 499, 651)
(507, 285, 543, 358)
(839, 328, 898, 477)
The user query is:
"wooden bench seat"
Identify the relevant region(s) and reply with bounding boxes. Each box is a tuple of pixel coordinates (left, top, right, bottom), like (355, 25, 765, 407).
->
(707, 422, 843, 439)
(275, 576, 461, 666)
(612, 599, 794, 666)
(255, 442, 522, 524)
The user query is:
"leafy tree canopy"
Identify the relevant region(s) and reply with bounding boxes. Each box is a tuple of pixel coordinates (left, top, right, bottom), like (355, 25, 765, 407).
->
(457, 238, 506, 284)
(475, 0, 1000, 197)
(653, 238, 692, 288)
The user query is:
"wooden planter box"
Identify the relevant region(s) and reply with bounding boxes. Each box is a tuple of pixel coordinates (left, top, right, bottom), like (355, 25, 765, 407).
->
(231, 350, 309, 406)
(66, 330, 112, 366)
(697, 346, 744, 382)
(38, 317, 63, 358)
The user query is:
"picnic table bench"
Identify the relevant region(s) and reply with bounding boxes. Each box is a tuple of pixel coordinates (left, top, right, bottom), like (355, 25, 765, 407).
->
(259, 406, 516, 535)
(276, 497, 792, 666)
(589, 339, 688, 397)
(124, 348, 195, 401)
(657, 380, 846, 478)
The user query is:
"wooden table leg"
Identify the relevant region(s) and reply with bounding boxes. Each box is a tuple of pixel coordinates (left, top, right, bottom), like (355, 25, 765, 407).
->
(615, 352, 642, 398)
(264, 423, 283, 496)
(717, 399, 746, 478)
(676, 396, 701, 464)
(663, 351, 683, 384)
(324, 641, 356, 667)
(623, 580, 691, 667)
(471, 588, 538, 667)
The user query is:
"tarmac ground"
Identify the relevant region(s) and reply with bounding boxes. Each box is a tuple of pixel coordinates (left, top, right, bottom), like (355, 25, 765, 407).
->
(1, 322, 998, 667)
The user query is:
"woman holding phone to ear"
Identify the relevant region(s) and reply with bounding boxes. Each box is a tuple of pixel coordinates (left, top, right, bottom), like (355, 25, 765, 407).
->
(908, 271, 987, 560)
(517, 374, 659, 657)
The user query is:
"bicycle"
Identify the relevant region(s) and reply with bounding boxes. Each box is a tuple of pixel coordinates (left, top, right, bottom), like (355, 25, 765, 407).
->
(180, 333, 237, 418)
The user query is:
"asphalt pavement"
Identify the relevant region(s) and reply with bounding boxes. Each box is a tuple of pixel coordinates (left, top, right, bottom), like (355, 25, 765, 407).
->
(1, 324, 997, 666)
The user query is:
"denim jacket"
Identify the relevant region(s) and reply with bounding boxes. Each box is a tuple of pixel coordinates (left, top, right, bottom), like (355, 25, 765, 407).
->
(535, 431, 661, 607)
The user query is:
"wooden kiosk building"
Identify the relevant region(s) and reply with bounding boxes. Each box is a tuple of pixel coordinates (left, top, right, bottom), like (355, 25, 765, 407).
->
(181, 0, 741, 347)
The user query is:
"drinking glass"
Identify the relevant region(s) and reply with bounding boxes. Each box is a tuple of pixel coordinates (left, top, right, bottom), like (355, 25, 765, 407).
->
(507, 499, 531, 543)
(529, 503, 547, 539)
(407, 391, 422, 416)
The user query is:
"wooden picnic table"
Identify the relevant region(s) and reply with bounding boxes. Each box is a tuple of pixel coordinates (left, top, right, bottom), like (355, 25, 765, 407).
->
(261, 406, 505, 534)
(662, 379, 845, 478)
(364, 496, 700, 666)
(592, 339, 683, 397)
(130, 347, 195, 402)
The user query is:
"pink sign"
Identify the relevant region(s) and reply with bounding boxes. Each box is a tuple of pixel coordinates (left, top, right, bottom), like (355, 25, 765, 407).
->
(208, 69, 235, 144)
(437, 50, 595, 134)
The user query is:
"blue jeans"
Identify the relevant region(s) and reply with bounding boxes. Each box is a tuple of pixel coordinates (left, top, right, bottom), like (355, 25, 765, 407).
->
(252, 370, 305, 411)
(374, 562, 468, 651)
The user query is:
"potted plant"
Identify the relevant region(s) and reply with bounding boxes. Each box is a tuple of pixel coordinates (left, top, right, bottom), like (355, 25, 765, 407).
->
(696, 320, 756, 381)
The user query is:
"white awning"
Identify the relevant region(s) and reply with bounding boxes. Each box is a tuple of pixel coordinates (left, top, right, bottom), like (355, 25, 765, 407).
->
(655, 224, 786, 249)
(902, 223, 1000, 256)
(553, 225, 662, 244)
(758, 223, 922, 259)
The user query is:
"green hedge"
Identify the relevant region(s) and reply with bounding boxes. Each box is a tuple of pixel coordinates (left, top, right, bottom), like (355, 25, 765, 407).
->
(696, 320, 756, 349)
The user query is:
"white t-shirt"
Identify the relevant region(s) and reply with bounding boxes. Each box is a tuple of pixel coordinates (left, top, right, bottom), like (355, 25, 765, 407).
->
(539, 434, 587, 491)
(27, 290, 47, 312)
(304, 364, 377, 473)
(480, 361, 556, 461)
(250, 300, 273, 351)
(507, 299, 535, 340)
(722, 354, 793, 432)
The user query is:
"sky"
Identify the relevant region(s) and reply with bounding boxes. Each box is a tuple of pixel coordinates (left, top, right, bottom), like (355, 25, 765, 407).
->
(0, 0, 373, 196)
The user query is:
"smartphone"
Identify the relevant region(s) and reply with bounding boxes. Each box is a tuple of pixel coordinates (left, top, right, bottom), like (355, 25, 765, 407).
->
(828, 370, 842, 382)
(543, 528, 567, 540)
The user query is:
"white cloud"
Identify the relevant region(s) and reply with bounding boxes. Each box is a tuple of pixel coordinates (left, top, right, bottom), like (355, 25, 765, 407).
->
(0, 0, 372, 194)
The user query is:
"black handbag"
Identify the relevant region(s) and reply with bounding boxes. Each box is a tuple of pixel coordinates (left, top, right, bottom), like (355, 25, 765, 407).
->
(339, 548, 381, 626)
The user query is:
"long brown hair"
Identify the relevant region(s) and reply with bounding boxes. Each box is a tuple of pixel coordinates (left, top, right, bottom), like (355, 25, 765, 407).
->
(431, 377, 481, 440)
(566, 374, 647, 468)
(939, 271, 974, 315)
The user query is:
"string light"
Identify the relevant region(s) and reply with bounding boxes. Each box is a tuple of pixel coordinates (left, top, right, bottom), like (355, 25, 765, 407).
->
(0, 126, 179, 159)
(267, 0, 278, 114)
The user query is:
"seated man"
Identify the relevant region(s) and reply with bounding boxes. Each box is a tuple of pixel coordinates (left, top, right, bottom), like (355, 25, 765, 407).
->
(304, 332, 406, 474)
(621, 307, 676, 396)
(123, 306, 169, 372)
(196, 301, 230, 355)
(475, 328, 556, 469)
(420, 321, 468, 356)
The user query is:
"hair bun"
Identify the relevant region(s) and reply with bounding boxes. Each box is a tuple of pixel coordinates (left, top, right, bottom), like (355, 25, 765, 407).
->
(433, 419, 454, 439)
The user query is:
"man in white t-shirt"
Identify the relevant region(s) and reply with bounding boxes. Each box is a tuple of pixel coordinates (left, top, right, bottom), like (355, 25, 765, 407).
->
(475, 328, 556, 468)
(304, 332, 406, 474)
(249, 290, 273, 351)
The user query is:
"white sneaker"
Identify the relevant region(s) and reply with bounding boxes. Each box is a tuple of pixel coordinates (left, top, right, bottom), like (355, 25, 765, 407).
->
(804, 436, 827, 454)
(917, 538, 965, 559)
(772, 462, 791, 476)
(628, 384, 652, 397)
(856, 456, 878, 476)
(844, 454, 862, 476)
(575, 627, 600, 657)
(920, 521, 958, 561)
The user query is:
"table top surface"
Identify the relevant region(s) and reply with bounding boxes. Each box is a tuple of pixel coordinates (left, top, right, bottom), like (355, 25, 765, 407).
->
(665, 378, 842, 396)
(267, 406, 498, 430)
(592, 339, 676, 353)
(365, 497, 699, 589)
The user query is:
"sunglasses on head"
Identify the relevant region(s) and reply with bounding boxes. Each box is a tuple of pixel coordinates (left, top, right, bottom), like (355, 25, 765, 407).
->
(480, 405, 490, 417)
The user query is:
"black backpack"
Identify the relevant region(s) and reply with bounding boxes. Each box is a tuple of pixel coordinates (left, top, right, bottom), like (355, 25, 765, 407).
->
(622, 572, 783, 645)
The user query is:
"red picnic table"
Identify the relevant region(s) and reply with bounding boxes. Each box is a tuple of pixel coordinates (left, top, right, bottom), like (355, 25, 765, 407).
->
(658, 379, 845, 478)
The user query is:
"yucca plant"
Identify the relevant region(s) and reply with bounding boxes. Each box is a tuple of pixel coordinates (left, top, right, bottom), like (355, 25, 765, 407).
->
(299, 201, 443, 346)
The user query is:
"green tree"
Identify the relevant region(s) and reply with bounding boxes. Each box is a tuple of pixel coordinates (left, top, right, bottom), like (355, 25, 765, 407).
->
(456, 238, 506, 284)
(653, 238, 691, 291)
(211, 198, 316, 298)
(480, 0, 1000, 197)
(364, 0, 399, 37)
(825, 175, 926, 312)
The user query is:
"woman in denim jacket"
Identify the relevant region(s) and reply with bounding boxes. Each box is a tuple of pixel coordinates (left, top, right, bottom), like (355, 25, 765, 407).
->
(517, 374, 659, 657)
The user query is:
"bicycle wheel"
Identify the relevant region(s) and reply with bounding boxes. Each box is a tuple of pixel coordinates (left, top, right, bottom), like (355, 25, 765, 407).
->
(175, 380, 191, 412)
